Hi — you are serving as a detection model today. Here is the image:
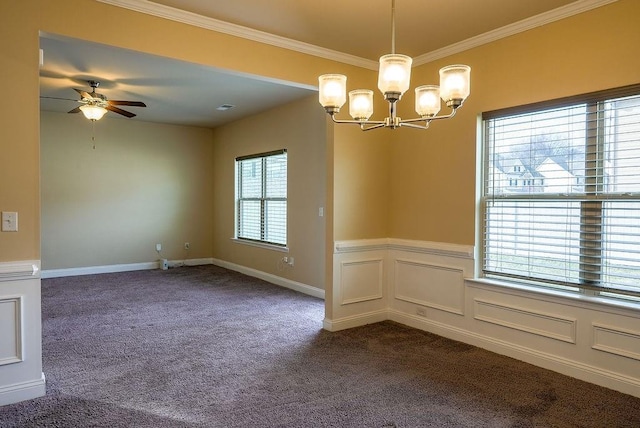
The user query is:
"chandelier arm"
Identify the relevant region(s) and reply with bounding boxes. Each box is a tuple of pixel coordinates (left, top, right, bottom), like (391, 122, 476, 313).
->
(329, 115, 385, 126)
(399, 122, 429, 130)
(399, 108, 459, 125)
(361, 123, 387, 131)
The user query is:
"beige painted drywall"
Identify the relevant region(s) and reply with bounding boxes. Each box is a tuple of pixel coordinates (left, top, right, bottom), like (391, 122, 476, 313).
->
(388, 0, 640, 245)
(0, 1, 41, 261)
(2, 0, 638, 267)
(40, 111, 214, 269)
(0, 0, 379, 267)
(211, 95, 327, 290)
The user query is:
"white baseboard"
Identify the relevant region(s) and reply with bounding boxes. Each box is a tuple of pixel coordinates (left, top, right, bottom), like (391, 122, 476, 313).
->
(0, 373, 46, 406)
(211, 258, 325, 300)
(388, 309, 640, 398)
(41, 258, 214, 279)
(322, 307, 640, 397)
(323, 309, 388, 332)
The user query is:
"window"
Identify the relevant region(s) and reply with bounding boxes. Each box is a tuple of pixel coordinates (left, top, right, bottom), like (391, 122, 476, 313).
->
(235, 150, 287, 247)
(481, 85, 640, 300)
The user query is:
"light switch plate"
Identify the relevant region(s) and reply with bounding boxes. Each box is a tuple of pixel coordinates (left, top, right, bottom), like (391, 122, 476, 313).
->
(2, 212, 18, 232)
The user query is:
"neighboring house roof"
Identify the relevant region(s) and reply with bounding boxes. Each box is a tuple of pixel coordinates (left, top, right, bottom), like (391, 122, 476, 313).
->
(493, 155, 544, 178)
(536, 157, 575, 178)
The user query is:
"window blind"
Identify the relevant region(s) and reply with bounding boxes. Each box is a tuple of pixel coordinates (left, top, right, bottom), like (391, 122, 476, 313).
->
(236, 150, 287, 246)
(482, 86, 640, 298)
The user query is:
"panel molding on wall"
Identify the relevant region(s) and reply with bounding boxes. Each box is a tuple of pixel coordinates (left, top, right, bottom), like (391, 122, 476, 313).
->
(0, 261, 45, 406)
(394, 259, 465, 315)
(474, 299, 577, 343)
(592, 323, 640, 361)
(340, 258, 384, 305)
(0, 297, 23, 365)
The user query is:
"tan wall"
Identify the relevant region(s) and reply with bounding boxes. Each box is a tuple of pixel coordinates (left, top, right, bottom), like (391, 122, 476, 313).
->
(0, 0, 380, 266)
(333, 125, 390, 240)
(4, 0, 637, 265)
(389, 0, 640, 245)
(211, 95, 327, 289)
(0, 1, 41, 261)
(40, 111, 214, 269)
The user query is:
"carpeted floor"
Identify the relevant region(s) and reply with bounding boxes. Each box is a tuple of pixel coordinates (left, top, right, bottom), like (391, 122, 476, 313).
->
(1, 265, 639, 427)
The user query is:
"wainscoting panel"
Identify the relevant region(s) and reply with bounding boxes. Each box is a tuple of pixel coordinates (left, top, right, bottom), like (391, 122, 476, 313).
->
(592, 324, 640, 361)
(328, 239, 640, 397)
(0, 260, 45, 406)
(340, 258, 383, 305)
(0, 297, 22, 365)
(474, 299, 576, 343)
(394, 259, 465, 315)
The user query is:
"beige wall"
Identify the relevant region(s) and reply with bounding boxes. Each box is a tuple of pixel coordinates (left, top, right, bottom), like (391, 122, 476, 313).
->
(1, 0, 637, 278)
(334, 125, 390, 240)
(389, 0, 640, 245)
(0, 1, 41, 261)
(40, 111, 214, 269)
(211, 95, 327, 289)
(0, 0, 378, 266)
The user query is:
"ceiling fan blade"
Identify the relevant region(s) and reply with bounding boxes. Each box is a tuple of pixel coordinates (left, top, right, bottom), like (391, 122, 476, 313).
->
(41, 96, 79, 102)
(67, 106, 82, 114)
(106, 105, 136, 118)
(108, 100, 147, 107)
(73, 88, 93, 100)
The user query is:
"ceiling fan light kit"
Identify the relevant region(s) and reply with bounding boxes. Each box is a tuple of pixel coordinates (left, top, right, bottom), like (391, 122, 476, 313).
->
(318, 0, 471, 131)
(79, 104, 108, 121)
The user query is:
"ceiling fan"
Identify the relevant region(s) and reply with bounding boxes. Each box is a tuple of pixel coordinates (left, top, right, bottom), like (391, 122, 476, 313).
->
(66, 80, 146, 120)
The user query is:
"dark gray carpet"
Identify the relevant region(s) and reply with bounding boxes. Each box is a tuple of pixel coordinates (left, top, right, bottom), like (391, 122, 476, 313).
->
(1, 265, 639, 427)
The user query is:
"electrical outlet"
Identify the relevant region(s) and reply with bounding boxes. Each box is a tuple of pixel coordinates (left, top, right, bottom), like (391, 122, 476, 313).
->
(282, 256, 294, 267)
(184, 242, 190, 250)
(1, 212, 18, 232)
(416, 307, 427, 317)
(156, 243, 162, 252)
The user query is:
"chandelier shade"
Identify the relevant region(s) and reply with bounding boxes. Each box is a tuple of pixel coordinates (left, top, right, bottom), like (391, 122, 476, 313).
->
(439, 65, 471, 108)
(318, 0, 470, 131)
(378, 54, 412, 98)
(79, 104, 108, 121)
(318, 74, 347, 112)
(349, 90, 374, 121)
(414, 85, 441, 117)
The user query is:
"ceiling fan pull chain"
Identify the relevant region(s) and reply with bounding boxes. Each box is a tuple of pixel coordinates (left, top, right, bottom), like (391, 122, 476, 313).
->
(92, 120, 96, 150)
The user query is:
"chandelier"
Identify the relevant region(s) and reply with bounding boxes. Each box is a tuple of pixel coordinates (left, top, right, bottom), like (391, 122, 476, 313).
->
(318, 0, 471, 131)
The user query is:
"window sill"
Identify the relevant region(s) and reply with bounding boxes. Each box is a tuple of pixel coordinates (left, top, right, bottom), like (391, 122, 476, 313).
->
(231, 238, 289, 253)
(467, 277, 640, 316)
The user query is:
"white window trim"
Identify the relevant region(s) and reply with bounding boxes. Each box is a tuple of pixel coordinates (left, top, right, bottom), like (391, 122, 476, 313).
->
(230, 237, 289, 253)
(476, 84, 640, 305)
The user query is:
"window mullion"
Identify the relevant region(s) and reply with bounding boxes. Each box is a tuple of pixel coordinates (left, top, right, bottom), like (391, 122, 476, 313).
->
(580, 102, 604, 289)
(260, 157, 267, 241)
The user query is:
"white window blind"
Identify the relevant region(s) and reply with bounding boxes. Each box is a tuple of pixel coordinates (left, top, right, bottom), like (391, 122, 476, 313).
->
(236, 150, 287, 246)
(482, 85, 640, 299)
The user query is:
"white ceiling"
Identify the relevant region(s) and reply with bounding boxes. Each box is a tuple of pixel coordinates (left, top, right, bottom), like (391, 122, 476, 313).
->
(39, 0, 594, 128)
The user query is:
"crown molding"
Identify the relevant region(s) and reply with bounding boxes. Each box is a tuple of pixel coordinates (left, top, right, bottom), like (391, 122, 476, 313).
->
(413, 0, 618, 66)
(98, 0, 617, 70)
(96, 0, 378, 70)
